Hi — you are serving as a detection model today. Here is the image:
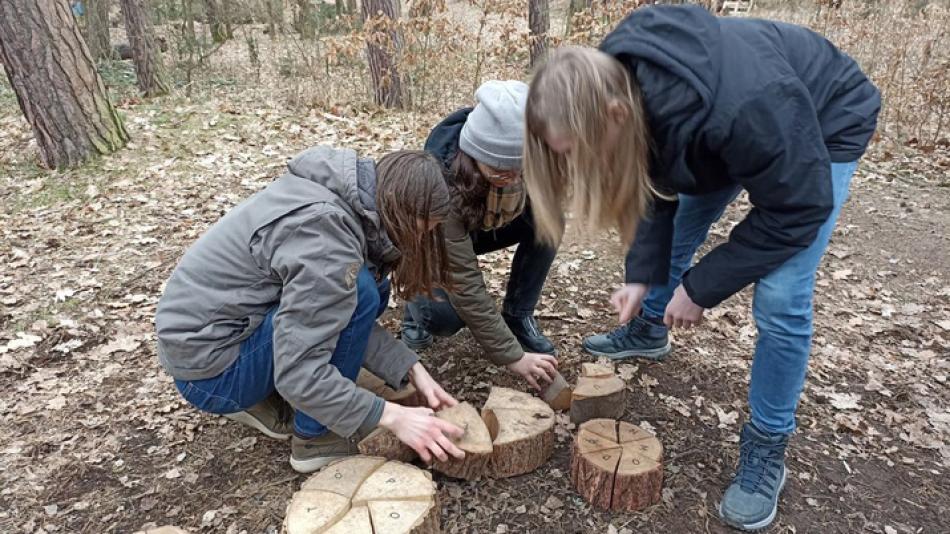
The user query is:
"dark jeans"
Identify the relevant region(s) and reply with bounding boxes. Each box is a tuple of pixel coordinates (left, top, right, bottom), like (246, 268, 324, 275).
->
(174, 266, 390, 438)
(406, 205, 557, 335)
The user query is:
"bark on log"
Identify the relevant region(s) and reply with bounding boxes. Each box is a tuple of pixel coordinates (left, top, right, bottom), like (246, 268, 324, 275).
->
(357, 369, 422, 406)
(570, 364, 626, 424)
(482, 387, 555, 478)
(432, 402, 493, 480)
(541, 371, 572, 411)
(358, 427, 417, 463)
(570, 419, 663, 512)
(285, 457, 440, 534)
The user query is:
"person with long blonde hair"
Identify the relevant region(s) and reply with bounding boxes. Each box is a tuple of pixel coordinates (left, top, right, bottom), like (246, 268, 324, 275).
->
(524, 5, 879, 530)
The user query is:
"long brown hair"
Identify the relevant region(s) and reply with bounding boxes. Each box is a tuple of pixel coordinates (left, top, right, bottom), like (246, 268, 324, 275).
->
(524, 46, 655, 246)
(448, 150, 490, 230)
(375, 150, 453, 300)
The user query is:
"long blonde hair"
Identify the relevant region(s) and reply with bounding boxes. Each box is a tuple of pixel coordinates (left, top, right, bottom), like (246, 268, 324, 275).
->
(524, 46, 654, 246)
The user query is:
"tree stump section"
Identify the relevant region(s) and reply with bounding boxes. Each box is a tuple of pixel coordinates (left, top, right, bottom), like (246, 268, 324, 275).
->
(357, 369, 421, 406)
(570, 363, 626, 424)
(358, 427, 416, 463)
(432, 402, 493, 480)
(482, 387, 555, 478)
(284, 457, 439, 534)
(541, 371, 573, 411)
(570, 419, 663, 512)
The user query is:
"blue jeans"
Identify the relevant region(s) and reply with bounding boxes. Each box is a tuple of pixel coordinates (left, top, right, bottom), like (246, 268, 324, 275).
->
(639, 161, 858, 434)
(175, 266, 389, 438)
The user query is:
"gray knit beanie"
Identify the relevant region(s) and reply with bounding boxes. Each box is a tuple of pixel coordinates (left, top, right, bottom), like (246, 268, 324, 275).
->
(459, 80, 528, 171)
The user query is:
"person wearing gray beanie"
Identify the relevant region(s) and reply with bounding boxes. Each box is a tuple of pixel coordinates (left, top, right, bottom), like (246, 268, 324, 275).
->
(400, 80, 562, 395)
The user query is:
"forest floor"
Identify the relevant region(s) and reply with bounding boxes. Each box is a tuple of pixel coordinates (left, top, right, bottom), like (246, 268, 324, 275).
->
(2, 13, 950, 534)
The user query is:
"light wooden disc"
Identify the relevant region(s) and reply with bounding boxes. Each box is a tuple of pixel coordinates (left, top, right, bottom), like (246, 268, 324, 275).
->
(580, 362, 615, 378)
(573, 376, 625, 399)
(435, 402, 493, 454)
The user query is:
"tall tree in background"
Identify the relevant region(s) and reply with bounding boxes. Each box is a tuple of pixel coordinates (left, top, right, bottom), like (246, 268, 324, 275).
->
(84, 0, 113, 60)
(204, 0, 232, 42)
(119, 0, 171, 96)
(294, 0, 317, 39)
(528, 0, 549, 67)
(362, 0, 406, 108)
(0, 0, 129, 169)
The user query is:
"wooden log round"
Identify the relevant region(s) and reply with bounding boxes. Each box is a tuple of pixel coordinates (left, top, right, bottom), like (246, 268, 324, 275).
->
(431, 402, 493, 480)
(482, 387, 555, 478)
(284, 457, 440, 534)
(570, 419, 663, 512)
(357, 369, 422, 406)
(541, 371, 573, 411)
(570, 364, 627, 424)
(358, 427, 417, 463)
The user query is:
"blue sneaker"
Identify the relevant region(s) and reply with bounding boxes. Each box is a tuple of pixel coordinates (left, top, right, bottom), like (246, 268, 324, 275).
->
(582, 315, 672, 360)
(400, 309, 433, 351)
(719, 422, 790, 531)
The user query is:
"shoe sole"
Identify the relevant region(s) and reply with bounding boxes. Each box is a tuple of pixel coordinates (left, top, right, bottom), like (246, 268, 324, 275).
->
(717, 465, 787, 532)
(583, 341, 672, 361)
(223, 412, 291, 441)
(289, 453, 352, 474)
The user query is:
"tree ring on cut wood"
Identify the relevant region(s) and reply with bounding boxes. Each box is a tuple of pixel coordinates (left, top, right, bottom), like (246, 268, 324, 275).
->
(284, 457, 440, 534)
(570, 419, 663, 512)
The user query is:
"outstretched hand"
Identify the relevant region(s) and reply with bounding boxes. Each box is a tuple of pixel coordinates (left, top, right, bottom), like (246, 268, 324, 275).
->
(379, 402, 466, 463)
(408, 362, 458, 411)
(611, 283, 650, 324)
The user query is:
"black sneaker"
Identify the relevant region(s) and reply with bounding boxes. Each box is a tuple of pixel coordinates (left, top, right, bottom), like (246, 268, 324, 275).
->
(400, 309, 433, 351)
(503, 314, 556, 355)
(582, 315, 671, 360)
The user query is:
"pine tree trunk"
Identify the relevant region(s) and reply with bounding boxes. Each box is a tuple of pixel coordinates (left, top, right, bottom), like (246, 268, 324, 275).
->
(119, 0, 171, 96)
(0, 0, 129, 169)
(294, 0, 317, 39)
(362, 0, 406, 108)
(84, 0, 112, 60)
(205, 0, 231, 42)
(528, 0, 549, 67)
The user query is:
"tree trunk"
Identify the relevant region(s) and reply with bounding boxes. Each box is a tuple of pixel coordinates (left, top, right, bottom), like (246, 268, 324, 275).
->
(204, 0, 231, 42)
(119, 0, 171, 96)
(84, 0, 112, 60)
(346, 0, 357, 15)
(0, 0, 129, 169)
(362, 0, 406, 108)
(294, 0, 317, 39)
(528, 0, 549, 67)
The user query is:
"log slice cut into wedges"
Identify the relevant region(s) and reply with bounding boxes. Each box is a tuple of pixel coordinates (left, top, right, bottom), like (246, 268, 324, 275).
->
(431, 402, 493, 480)
(284, 457, 440, 534)
(357, 369, 421, 406)
(481, 387, 555, 478)
(570, 419, 664, 512)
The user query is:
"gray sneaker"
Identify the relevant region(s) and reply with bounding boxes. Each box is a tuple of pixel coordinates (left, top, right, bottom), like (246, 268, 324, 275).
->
(290, 433, 362, 473)
(223, 393, 293, 440)
(582, 315, 672, 360)
(718, 422, 790, 531)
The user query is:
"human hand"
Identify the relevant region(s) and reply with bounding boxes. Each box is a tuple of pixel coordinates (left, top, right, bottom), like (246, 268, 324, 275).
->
(379, 402, 466, 463)
(664, 284, 705, 329)
(408, 362, 458, 410)
(610, 283, 650, 324)
(506, 352, 558, 391)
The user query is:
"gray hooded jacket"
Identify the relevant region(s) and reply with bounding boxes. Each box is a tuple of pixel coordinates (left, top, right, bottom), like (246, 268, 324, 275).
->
(155, 146, 417, 437)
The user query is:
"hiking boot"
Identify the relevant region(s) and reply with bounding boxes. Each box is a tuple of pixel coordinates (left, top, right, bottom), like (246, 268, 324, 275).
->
(223, 392, 293, 440)
(503, 313, 556, 355)
(582, 315, 671, 360)
(718, 422, 790, 531)
(290, 432, 362, 473)
(400, 309, 434, 351)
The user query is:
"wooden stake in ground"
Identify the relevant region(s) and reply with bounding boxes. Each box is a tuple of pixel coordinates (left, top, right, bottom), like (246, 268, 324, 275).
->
(284, 456, 440, 534)
(482, 387, 555, 478)
(570, 363, 626, 424)
(570, 419, 663, 512)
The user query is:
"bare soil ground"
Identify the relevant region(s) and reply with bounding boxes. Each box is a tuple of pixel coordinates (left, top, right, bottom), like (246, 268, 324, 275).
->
(1, 37, 949, 534)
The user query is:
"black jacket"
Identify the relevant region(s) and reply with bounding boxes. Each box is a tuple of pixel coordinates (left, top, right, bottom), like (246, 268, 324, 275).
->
(600, 5, 880, 308)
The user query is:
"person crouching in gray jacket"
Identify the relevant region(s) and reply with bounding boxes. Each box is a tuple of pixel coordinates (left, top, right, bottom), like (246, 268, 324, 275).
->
(155, 146, 466, 473)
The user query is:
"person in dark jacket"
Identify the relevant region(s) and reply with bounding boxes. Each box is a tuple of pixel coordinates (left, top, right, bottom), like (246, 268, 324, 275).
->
(156, 147, 465, 474)
(522, 5, 879, 531)
(400, 80, 559, 391)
